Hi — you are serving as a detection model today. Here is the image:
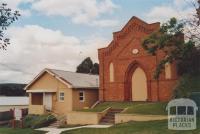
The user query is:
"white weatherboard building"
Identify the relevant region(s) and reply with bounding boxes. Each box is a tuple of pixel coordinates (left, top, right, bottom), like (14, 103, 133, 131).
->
(0, 97, 29, 112)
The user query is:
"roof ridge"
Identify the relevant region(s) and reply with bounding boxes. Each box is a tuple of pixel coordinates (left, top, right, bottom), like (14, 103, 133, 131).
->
(46, 68, 99, 76)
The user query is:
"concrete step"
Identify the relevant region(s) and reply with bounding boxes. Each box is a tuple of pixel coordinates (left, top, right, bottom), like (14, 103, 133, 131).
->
(48, 121, 60, 128)
(99, 108, 124, 124)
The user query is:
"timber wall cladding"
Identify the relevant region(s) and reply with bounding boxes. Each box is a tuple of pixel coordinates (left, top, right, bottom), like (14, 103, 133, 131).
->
(98, 16, 178, 102)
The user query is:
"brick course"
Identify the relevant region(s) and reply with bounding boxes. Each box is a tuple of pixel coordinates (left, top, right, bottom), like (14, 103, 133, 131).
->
(98, 16, 178, 102)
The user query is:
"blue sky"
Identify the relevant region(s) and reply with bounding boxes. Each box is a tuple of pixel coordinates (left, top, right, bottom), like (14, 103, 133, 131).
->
(0, 0, 195, 83)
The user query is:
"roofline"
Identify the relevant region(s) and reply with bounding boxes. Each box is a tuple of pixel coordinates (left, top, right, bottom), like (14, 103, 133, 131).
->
(72, 87, 99, 89)
(47, 68, 99, 76)
(24, 68, 73, 90)
(98, 16, 160, 51)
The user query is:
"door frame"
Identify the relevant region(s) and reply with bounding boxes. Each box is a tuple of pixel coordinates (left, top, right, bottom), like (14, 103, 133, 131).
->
(124, 60, 151, 101)
(43, 93, 52, 111)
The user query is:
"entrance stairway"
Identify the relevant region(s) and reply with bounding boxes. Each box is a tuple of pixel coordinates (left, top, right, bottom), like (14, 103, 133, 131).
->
(48, 114, 66, 128)
(100, 108, 124, 124)
(48, 120, 60, 128)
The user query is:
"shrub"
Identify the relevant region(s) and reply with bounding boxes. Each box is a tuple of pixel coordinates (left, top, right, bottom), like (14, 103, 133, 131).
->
(0, 111, 13, 121)
(174, 74, 200, 98)
(23, 114, 56, 129)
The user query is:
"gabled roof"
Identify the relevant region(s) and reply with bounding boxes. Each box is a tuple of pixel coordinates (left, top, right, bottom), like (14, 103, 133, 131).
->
(24, 68, 99, 90)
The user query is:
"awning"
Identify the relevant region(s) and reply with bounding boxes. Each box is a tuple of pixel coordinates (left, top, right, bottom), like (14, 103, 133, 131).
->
(26, 89, 57, 93)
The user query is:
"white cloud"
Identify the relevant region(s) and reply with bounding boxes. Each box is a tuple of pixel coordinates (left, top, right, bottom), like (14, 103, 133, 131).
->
(31, 0, 119, 27)
(90, 19, 119, 27)
(1, 0, 33, 17)
(145, 0, 195, 23)
(0, 25, 108, 83)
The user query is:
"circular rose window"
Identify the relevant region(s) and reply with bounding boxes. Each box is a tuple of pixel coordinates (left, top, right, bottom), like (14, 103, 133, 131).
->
(132, 49, 139, 54)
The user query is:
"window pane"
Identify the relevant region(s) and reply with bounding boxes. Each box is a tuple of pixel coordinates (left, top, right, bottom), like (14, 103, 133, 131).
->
(60, 93, 64, 96)
(79, 92, 83, 96)
(177, 106, 186, 115)
(170, 106, 176, 115)
(59, 92, 64, 101)
(187, 106, 194, 115)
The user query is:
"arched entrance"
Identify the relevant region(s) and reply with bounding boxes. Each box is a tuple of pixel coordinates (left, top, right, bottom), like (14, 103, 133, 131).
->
(131, 67, 147, 101)
(124, 61, 149, 101)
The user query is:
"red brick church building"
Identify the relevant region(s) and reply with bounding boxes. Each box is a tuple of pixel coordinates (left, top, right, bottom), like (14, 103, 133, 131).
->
(98, 16, 178, 102)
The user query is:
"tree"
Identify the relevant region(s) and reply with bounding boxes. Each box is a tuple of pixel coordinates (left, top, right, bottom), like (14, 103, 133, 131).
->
(76, 57, 99, 74)
(142, 18, 195, 79)
(142, 1, 200, 79)
(0, 3, 20, 50)
(91, 63, 99, 75)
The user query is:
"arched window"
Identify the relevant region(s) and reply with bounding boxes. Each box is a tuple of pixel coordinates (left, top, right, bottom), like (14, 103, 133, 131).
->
(109, 62, 114, 82)
(165, 62, 172, 79)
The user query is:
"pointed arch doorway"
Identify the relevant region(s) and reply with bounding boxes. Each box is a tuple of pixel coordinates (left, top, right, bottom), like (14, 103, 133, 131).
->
(124, 62, 149, 101)
(131, 67, 147, 101)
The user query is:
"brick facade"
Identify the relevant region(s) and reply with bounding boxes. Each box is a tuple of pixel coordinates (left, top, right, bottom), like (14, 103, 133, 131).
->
(98, 16, 178, 102)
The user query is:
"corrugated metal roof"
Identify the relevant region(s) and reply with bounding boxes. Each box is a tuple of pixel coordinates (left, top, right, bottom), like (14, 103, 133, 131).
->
(48, 69, 99, 88)
(0, 97, 29, 106)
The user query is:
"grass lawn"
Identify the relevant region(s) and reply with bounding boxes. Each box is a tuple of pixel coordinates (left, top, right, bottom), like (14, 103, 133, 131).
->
(61, 119, 200, 134)
(0, 127, 45, 134)
(125, 102, 167, 115)
(78, 102, 142, 112)
(78, 102, 168, 115)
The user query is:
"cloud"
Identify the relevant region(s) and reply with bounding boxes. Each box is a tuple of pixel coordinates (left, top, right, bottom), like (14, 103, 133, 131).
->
(90, 19, 119, 27)
(0, 25, 109, 83)
(145, 0, 195, 23)
(31, 0, 119, 27)
(1, 0, 33, 17)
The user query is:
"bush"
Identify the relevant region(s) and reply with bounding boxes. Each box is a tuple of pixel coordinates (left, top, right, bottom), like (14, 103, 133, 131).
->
(174, 74, 200, 98)
(177, 47, 200, 76)
(23, 114, 56, 129)
(0, 111, 13, 121)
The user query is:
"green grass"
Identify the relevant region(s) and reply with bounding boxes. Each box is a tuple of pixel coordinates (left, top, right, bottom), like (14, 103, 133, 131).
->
(78, 102, 168, 115)
(125, 102, 167, 115)
(61, 119, 200, 134)
(78, 102, 142, 112)
(0, 127, 45, 134)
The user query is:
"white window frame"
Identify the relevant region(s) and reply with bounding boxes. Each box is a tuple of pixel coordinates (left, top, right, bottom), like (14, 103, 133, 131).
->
(79, 91, 85, 102)
(58, 91, 64, 102)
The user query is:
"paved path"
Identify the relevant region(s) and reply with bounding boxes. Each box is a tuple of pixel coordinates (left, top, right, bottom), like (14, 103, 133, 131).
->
(36, 125, 112, 134)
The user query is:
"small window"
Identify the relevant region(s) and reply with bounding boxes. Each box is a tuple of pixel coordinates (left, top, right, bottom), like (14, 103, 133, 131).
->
(170, 106, 176, 115)
(177, 106, 186, 115)
(79, 91, 85, 102)
(165, 62, 172, 79)
(187, 106, 194, 115)
(59, 92, 64, 102)
(109, 62, 114, 82)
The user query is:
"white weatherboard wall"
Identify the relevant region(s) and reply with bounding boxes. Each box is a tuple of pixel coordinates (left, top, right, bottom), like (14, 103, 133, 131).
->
(0, 97, 29, 112)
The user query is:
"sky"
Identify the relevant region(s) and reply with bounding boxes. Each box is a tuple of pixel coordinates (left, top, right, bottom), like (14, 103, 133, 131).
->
(0, 0, 196, 83)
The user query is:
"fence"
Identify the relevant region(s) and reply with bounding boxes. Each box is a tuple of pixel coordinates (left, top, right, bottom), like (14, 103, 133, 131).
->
(0, 108, 28, 125)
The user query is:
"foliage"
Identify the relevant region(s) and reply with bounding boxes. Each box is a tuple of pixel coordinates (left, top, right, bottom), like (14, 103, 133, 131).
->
(174, 74, 200, 98)
(0, 83, 26, 96)
(142, 18, 196, 79)
(23, 114, 56, 129)
(177, 47, 200, 76)
(76, 57, 99, 74)
(90, 63, 99, 75)
(0, 111, 13, 121)
(0, 3, 20, 50)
